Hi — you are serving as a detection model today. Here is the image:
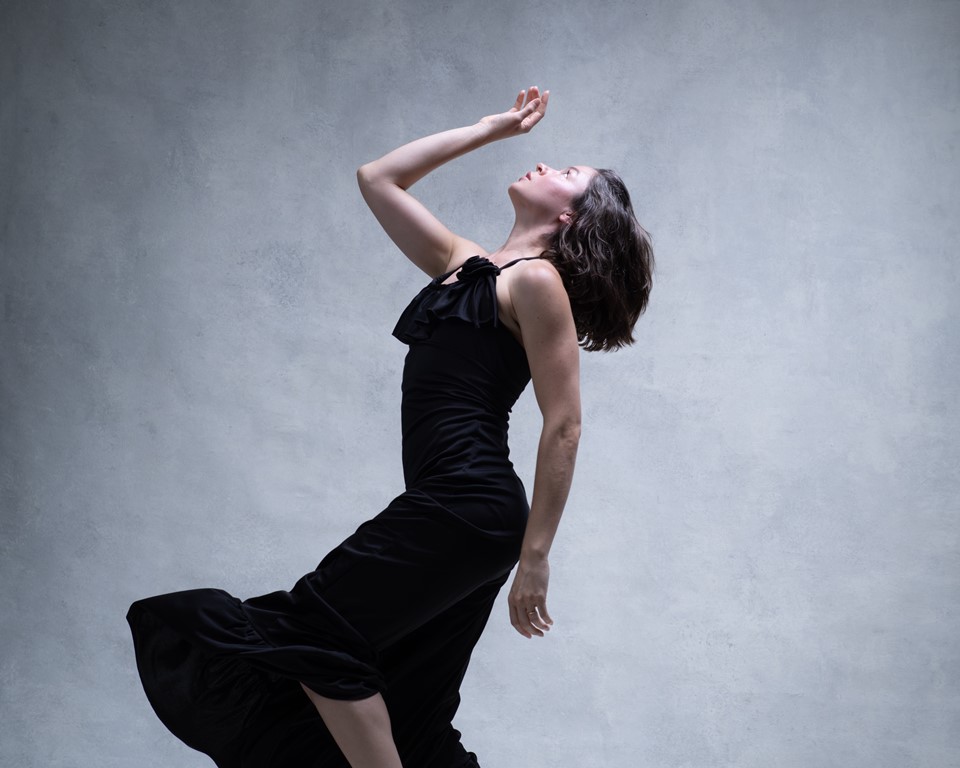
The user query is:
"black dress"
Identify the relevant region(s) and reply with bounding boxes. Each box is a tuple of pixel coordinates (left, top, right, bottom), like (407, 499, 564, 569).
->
(126, 254, 544, 768)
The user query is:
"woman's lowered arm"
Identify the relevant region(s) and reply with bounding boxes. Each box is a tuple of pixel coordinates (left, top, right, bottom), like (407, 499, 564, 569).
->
(505, 259, 581, 639)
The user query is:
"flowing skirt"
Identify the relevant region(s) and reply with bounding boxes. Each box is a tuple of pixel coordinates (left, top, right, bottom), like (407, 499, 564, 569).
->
(127, 489, 525, 767)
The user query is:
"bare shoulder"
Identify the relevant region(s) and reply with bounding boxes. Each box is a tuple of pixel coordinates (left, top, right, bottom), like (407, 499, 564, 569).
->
(507, 258, 569, 314)
(497, 257, 576, 353)
(503, 258, 579, 390)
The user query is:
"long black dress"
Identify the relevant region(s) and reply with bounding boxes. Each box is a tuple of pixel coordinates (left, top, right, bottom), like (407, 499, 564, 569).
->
(126, 254, 544, 767)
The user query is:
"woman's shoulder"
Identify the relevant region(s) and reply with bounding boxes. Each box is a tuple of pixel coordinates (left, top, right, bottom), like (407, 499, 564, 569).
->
(497, 256, 570, 337)
(503, 256, 563, 293)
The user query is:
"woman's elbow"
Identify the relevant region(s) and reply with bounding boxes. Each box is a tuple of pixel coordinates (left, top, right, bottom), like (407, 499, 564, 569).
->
(357, 163, 401, 193)
(565, 419, 582, 445)
(547, 416, 581, 446)
(356, 163, 374, 187)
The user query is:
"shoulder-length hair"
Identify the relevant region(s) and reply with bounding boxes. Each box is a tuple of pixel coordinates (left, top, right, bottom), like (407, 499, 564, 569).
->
(541, 168, 655, 352)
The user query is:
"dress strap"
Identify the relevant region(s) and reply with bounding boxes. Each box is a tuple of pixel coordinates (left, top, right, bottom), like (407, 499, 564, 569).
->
(434, 254, 546, 284)
(499, 255, 547, 270)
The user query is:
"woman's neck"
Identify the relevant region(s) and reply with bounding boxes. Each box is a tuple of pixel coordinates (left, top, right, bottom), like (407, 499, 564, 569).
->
(488, 221, 555, 264)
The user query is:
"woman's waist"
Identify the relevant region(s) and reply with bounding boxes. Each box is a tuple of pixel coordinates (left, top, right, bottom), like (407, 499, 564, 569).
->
(402, 451, 524, 493)
(401, 413, 510, 458)
(406, 471, 529, 515)
(401, 432, 513, 477)
(401, 398, 511, 432)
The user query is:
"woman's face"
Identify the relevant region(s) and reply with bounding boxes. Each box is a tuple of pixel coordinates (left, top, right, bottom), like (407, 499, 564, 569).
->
(509, 163, 596, 222)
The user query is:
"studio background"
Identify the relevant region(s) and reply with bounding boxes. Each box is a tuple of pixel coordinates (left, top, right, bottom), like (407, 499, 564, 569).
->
(2, 1, 957, 767)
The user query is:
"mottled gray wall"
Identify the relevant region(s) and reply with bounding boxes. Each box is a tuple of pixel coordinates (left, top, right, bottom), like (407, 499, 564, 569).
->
(2, 1, 957, 766)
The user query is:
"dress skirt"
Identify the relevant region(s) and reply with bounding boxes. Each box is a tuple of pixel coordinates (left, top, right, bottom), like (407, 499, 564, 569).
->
(127, 489, 525, 768)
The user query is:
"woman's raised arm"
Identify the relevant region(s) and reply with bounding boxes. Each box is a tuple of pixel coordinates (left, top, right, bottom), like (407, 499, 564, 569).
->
(357, 87, 550, 277)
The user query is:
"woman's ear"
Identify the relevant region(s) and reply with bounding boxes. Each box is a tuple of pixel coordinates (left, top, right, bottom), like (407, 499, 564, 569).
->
(559, 210, 575, 225)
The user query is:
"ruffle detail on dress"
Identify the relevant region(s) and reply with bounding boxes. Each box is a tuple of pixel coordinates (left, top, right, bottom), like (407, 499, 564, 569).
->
(392, 255, 501, 344)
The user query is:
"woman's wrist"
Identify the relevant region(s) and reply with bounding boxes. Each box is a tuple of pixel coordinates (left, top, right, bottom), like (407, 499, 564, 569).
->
(520, 543, 550, 563)
(469, 120, 498, 147)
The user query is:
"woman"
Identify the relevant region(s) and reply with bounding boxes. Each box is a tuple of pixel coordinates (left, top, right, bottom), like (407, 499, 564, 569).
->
(127, 86, 654, 768)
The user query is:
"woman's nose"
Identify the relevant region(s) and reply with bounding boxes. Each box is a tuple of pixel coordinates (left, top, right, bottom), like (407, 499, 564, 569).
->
(536, 162, 547, 173)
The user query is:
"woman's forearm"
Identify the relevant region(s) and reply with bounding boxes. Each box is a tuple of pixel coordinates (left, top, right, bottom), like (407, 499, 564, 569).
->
(358, 121, 495, 190)
(521, 421, 580, 563)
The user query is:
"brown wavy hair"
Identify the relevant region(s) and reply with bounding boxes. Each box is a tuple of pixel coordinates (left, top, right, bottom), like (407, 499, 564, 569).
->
(541, 168, 655, 352)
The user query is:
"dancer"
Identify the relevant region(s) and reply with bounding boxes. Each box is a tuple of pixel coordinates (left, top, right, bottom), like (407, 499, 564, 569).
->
(127, 85, 654, 768)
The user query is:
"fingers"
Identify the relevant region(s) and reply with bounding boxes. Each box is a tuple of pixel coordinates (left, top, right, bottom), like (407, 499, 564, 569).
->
(509, 86, 537, 113)
(520, 85, 541, 113)
(508, 598, 553, 638)
(497, 86, 550, 136)
(527, 605, 553, 636)
(512, 86, 548, 112)
(538, 601, 554, 627)
(509, 602, 533, 639)
(525, 86, 548, 110)
(510, 603, 537, 638)
(507, 560, 553, 638)
(520, 109, 544, 132)
(517, 86, 548, 131)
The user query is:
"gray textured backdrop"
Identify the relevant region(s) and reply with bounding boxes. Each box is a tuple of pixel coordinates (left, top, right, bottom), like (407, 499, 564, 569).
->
(2, 1, 958, 767)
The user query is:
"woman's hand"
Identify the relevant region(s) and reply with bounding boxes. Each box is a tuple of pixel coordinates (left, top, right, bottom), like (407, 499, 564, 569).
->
(508, 555, 554, 638)
(478, 86, 550, 143)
